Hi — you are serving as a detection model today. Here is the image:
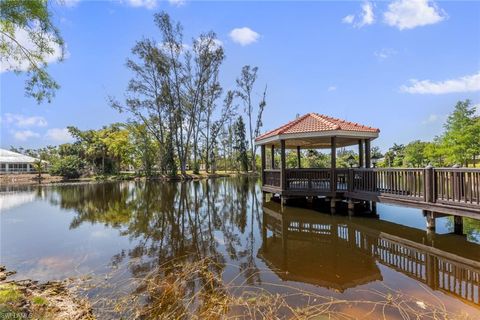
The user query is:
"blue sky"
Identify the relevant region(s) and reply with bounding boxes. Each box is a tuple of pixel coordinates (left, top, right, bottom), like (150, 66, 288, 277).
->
(1, 0, 479, 151)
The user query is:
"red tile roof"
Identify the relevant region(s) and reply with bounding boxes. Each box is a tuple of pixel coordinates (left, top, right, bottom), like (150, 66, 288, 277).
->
(255, 113, 380, 141)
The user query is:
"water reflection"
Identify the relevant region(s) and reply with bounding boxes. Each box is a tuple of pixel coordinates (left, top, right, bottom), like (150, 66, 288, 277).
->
(2, 178, 480, 318)
(260, 201, 480, 307)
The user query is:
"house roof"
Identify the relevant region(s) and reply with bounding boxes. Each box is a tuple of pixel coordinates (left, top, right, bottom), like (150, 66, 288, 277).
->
(0, 149, 40, 164)
(255, 113, 380, 143)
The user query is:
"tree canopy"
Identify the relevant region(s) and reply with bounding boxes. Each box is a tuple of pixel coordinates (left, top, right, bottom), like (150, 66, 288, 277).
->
(1, 0, 64, 103)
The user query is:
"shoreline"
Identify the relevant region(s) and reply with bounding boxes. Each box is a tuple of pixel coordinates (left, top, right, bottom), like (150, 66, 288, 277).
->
(0, 266, 94, 320)
(0, 171, 259, 187)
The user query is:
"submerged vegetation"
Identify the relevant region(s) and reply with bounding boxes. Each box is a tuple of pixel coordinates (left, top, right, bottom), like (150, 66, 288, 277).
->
(76, 256, 471, 320)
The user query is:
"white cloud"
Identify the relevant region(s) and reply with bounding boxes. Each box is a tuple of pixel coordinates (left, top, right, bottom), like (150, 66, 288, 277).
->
(0, 26, 66, 73)
(3, 113, 48, 127)
(342, 15, 355, 24)
(384, 0, 446, 30)
(169, 0, 185, 7)
(13, 130, 40, 141)
(342, 1, 375, 28)
(124, 0, 157, 9)
(422, 114, 442, 124)
(45, 128, 74, 143)
(374, 48, 397, 60)
(401, 72, 480, 94)
(58, 0, 81, 7)
(229, 27, 260, 46)
(327, 86, 337, 92)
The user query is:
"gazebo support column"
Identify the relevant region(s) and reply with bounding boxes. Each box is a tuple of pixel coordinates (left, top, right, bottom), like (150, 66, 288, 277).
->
(261, 145, 266, 191)
(296, 146, 301, 168)
(280, 139, 286, 199)
(365, 139, 371, 168)
(271, 145, 275, 169)
(330, 136, 337, 212)
(358, 139, 364, 168)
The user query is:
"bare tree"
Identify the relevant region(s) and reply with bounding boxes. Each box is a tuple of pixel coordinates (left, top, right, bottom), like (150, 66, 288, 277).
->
(235, 66, 267, 172)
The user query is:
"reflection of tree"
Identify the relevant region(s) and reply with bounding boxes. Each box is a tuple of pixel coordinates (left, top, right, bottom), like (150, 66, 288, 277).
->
(48, 177, 262, 317)
(446, 217, 480, 242)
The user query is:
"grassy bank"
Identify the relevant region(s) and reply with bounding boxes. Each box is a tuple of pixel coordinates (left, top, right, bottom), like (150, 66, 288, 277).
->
(0, 267, 94, 320)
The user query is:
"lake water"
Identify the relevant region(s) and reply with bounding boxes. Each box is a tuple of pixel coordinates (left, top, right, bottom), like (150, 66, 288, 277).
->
(1, 177, 480, 319)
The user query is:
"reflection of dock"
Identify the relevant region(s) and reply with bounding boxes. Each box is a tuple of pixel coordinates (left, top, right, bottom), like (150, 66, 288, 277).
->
(259, 202, 480, 306)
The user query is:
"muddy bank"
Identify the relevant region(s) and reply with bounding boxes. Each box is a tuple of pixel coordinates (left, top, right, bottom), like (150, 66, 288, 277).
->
(0, 266, 94, 320)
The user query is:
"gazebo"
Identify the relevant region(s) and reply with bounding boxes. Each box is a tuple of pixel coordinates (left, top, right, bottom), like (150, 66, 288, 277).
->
(255, 113, 380, 202)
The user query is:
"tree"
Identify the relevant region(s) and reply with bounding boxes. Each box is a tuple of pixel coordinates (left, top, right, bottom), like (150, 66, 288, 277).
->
(235, 65, 267, 172)
(32, 159, 44, 179)
(129, 123, 159, 177)
(441, 100, 480, 167)
(403, 140, 428, 167)
(234, 116, 248, 172)
(111, 12, 225, 175)
(49, 155, 84, 179)
(1, 0, 65, 103)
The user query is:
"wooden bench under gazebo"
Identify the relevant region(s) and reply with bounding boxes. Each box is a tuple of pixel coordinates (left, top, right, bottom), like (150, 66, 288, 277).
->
(255, 113, 380, 207)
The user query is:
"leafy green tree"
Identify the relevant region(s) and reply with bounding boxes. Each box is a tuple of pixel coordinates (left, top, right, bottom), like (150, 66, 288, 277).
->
(423, 139, 445, 167)
(234, 116, 249, 172)
(303, 150, 329, 168)
(383, 143, 405, 167)
(49, 155, 84, 179)
(1, 0, 65, 103)
(441, 100, 479, 166)
(32, 159, 44, 179)
(129, 123, 158, 177)
(403, 140, 428, 167)
(336, 149, 357, 168)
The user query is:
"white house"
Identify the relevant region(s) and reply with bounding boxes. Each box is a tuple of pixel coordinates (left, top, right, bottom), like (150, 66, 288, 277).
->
(0, 149, 44, 173)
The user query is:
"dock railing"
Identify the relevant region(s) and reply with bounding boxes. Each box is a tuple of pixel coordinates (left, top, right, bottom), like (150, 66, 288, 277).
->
(262, 166, 480, 211)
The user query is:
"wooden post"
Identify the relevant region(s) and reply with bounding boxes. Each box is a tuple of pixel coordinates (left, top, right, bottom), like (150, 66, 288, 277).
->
(454, 216, 463, 235)
(261, 144, 266, 186)
(365, 139, 371, 168)
(296, 146, 301, 169)
(280, 139, 286, 191)
(331, 136, 337, 192)
(425, 211, 436, 231)
(271, 145, 275, 169)
(424, 165, 434, 203)
(358, 139, 364, 168)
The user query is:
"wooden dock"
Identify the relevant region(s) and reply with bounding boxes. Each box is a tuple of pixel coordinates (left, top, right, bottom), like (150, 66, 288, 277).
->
(262, 167, 480, 217)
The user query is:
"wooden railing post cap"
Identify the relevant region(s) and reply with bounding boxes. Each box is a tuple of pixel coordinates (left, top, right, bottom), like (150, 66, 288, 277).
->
(425, 164, 433, 169)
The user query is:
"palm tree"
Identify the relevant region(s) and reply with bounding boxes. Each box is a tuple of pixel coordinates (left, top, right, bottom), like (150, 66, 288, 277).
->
(33, 160, 44, 179)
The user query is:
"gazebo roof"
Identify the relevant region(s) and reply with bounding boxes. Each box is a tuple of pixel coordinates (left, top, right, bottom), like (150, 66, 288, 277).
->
(255, 113, 380, 148)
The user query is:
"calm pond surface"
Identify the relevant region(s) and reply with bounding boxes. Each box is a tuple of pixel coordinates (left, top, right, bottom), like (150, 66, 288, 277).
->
(1, 177, 480, 319)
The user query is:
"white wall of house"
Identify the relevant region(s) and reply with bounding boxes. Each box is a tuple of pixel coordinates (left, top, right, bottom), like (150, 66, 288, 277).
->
(0, 163, 34, 173)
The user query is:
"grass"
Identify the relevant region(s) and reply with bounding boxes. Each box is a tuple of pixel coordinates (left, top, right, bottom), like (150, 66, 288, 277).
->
(31, 296, 48, 306)
(0, 284, 21, 304)
(78, 256, 473, 320)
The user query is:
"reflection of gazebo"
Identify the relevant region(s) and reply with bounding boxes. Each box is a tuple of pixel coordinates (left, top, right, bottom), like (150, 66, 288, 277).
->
(255, 113, 379, 200)
(258, 203, 382, 292)
(259, 237, 382, 292)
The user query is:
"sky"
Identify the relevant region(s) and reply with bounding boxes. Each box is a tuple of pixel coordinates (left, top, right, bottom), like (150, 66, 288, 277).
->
(1, 0, 480, 152)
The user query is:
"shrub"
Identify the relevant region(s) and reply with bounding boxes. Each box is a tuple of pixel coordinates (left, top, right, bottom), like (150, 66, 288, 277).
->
(49, 155, 84, 179)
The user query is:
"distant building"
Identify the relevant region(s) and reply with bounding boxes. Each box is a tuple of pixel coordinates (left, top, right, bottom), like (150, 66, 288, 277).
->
(0, 149, 45, 173)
